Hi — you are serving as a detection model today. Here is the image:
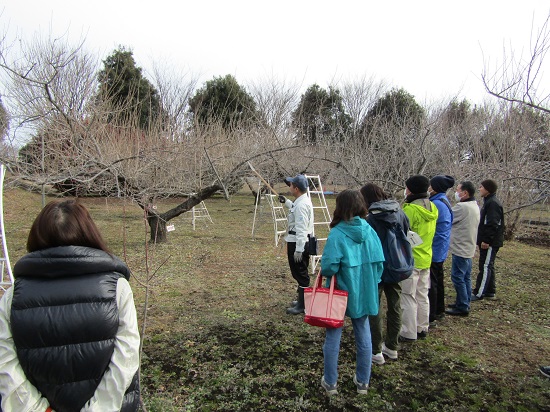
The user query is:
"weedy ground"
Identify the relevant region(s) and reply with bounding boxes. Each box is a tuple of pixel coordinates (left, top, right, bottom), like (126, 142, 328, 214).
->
(3, 189, 549, 412)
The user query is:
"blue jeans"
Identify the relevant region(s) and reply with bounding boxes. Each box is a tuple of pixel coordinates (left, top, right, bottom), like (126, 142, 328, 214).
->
(323, 315, 372, 386)
(451, 255, 472, 312)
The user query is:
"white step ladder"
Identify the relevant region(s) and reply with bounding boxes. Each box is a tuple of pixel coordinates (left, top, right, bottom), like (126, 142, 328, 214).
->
(183, 200, 213, 230)
(0, 165, 13, 291)
(305, 175, 332, 274)
(251, 179, 287, 246)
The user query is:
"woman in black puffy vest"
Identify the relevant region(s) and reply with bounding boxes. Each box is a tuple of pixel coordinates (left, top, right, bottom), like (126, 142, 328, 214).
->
(0, 199, 140, 412)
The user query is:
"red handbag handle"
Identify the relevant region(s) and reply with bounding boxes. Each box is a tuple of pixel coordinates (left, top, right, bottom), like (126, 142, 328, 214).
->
(307, 270, 339, 317)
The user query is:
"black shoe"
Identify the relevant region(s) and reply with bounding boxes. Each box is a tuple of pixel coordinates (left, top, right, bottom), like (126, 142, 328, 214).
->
(470, 294, 483, 302)
(429, 320, 438, 328)
(417, 331, 428, 339)
(540, 366, 550, 378)
(484, 293, 496, 300)
(399, 335, 416, 343)
(435, 313, 446, 320)
(447, 304, 457, 309)
(445, 308, 469, 317)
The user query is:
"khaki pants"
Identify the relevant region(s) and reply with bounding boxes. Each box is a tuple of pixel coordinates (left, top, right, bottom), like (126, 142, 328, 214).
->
(400, 268, 430, 339)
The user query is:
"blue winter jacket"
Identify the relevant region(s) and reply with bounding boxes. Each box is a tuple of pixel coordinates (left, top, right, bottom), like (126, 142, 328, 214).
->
(321, 217, 385, 318)
(429, 193, 453, 262)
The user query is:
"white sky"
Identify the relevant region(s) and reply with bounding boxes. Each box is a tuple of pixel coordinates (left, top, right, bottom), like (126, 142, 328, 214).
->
(2, 0, 550, 104)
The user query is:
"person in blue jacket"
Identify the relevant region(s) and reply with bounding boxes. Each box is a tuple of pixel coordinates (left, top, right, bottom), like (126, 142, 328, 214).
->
(320, 190, 384, 396)
(427, 175, 455, 325)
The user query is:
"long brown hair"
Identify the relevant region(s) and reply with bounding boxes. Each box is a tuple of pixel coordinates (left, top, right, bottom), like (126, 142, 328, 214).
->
(330, 190, 368, 228)
(26, 199, 110, 253)
(360, 183, 389, 209)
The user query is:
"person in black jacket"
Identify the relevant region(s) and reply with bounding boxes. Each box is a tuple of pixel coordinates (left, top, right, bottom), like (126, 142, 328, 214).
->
(472, 179, 504, 300)
(0, 199, 140, 412)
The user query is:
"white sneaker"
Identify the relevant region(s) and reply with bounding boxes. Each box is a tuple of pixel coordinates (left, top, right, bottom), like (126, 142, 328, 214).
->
(382, 343, 398, 360)
(371, 352, 385, 365)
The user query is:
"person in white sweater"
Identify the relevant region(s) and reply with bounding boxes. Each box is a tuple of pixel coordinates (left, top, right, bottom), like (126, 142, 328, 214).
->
(445, 181, 480, 316)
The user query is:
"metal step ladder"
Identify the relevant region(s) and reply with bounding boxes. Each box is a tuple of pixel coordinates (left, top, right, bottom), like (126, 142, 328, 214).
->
(305, 175, 332, 274)
(251, 179, 287, 246)
(0, 164, 13, 292)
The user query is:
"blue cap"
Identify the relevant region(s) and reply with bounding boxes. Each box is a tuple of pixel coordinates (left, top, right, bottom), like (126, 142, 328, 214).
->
(284, 174, 308, 192)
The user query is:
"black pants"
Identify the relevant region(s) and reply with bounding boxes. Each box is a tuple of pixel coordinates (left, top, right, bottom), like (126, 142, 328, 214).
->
(474, 246, 499, 297)
(428, 261, 445, 321)
(287, 242, 310, 288)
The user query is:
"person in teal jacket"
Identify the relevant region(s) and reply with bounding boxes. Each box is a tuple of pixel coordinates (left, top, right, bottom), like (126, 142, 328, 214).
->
(400, 175, 438, 342)
(320, 190, 384, 396)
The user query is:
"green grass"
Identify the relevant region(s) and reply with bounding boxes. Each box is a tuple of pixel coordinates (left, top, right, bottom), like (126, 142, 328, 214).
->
(3, 189, 550, 411)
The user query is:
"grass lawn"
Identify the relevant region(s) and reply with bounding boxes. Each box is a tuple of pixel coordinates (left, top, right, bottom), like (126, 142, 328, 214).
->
(2, 188, 549, 411)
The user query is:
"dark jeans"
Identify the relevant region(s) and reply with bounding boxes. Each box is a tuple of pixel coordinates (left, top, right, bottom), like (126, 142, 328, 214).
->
(369, 282, 401, 352)
(428, 261, 446, 321)
(287, 242, 310, 288)
(473, 246, 499, 297)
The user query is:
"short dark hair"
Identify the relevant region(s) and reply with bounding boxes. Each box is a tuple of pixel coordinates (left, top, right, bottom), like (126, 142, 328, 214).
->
(460, 181, 476, 197)
(27, 199, 110, 253)
(330, 190, 368, 228)
(360, 183, 388, 209)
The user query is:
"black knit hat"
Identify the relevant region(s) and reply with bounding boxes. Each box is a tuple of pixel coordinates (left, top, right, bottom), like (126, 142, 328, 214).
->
(430, 175, 455, 193)
(406, 175, 430, 194)
(480, 179, 498, 194)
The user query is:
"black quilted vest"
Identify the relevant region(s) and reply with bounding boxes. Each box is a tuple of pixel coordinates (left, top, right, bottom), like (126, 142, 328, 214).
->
(11, 246, 140, 412)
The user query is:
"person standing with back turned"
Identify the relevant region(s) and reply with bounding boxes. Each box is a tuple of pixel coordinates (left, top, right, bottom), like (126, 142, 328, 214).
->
(400, 175, 438, 342)
(472, 179, 504, 301)
(427, 175, 455, 324)
(0, 199, 140, 412)
(279, 174, 314, 315)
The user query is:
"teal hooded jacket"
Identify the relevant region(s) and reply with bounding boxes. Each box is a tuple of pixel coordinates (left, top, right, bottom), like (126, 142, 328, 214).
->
(321, 216, 385, 319)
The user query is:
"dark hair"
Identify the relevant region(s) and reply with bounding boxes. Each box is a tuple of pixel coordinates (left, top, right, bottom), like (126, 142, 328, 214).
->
(27, 199, 110, 253)
(360, 183, 389, 209)
(330, 190, 368, 228)
(460, 181, 476, 197)
(480, 179, 498, 194)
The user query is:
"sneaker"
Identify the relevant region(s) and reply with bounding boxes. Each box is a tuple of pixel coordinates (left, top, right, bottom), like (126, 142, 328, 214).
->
(372, 352, 385, 365)
(353, 374, 369, 395)
(321, 376, 338, 395)
(382, 343, 398, 360)
(484, 293, 496, 300)
(470, 294, 483, 302)
(429, 320, 438, 328)
(540, 366, 550, 378)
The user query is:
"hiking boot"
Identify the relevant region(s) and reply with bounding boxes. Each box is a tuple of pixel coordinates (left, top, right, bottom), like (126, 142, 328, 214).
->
(353, 374, 369, 395)
(540, 366, 550, 378)
(372, 352, 385, 365)
(321, 376, 337, 395)
(382, 343, 398, 360)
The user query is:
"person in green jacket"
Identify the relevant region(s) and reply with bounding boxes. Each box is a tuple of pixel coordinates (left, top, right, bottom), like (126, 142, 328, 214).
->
(320, 190, 384, 395)
(400, 175, 438, 342)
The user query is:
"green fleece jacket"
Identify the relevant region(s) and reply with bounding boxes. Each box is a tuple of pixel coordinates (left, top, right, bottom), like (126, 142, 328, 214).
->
(402, 199, 438, 269)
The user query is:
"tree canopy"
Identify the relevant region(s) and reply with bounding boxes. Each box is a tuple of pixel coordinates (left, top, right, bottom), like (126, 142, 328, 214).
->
(189, 74, 258, 129)
(292, 84, 352, 143)
(97, 47, 162, 129)
(0, 97, 8, 140)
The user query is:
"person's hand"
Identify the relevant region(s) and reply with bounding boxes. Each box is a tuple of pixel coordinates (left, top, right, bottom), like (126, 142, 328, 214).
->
(294, 251, 303, 263)
(481, 242, 490, 250)
(278, 195, 286, 203)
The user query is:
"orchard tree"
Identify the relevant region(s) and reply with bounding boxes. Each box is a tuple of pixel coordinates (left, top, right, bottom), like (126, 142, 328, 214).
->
(292, 84, 352, 143)
(0, 97, 7, 140)
(189, 74, 258, 129)
(97, 47, 162, 129)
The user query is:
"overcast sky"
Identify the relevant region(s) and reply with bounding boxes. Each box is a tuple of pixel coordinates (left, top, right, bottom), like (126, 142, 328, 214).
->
(2, 0, 550, 104)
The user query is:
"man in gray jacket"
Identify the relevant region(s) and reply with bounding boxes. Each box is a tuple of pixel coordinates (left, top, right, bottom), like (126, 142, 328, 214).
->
(445, 181, 480, 316)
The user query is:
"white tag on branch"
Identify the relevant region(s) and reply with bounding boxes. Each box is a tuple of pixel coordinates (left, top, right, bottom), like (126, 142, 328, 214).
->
(167, 224, 175, 232)
(407, 231, 423, 247)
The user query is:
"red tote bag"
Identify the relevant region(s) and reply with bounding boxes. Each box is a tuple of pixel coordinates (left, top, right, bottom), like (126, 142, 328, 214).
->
(304, 271, 348, 329)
